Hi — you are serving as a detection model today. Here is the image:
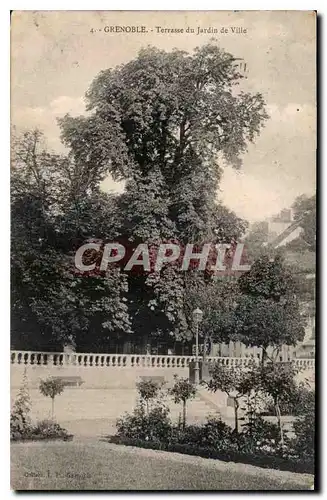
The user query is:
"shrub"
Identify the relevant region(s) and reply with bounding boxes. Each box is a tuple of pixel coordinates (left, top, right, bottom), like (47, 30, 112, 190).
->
(169, 424, 205, 446)
(202, 416, 234, 449)
(10, 370, 32, 440)
(32, 419, 70, 439)
(116, 402, 171, 443)
(292, 395, 315, 460)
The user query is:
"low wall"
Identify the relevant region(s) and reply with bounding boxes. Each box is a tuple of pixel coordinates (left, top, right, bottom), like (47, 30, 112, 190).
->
(10, 350, 315, 389)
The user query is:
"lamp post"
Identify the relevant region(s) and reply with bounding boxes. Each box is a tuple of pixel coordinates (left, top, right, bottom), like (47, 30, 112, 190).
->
(193, 307, 203, 385)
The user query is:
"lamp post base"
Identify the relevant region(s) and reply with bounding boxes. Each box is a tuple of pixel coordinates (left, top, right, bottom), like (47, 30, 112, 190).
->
(194, 362, 200, 385)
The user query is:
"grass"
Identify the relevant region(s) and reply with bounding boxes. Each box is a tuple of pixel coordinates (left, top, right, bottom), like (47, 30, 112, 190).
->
(11, 439, 313, 491)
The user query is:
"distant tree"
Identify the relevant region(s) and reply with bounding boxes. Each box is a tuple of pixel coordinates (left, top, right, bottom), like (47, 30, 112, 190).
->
(229, 255, 305, 363)
(244, 221, 272, 262)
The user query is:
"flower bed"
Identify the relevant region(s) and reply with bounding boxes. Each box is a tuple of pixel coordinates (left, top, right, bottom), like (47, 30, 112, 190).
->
(108, 435, 314, 474)
(11, 433, 74, 443)
(11, 419, 73, 443)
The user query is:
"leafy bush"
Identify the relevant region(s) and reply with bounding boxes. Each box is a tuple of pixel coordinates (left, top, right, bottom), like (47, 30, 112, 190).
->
(202, 416, 234, 449)
(10, 370, 33, 440)
(292, 392, 315, 460)
(32, 419, 70, 439)
(11, 418, 72, 442)
(116, 402, 171, 443)
(169, 424, 204, 446)
(170, 417, 234, 450)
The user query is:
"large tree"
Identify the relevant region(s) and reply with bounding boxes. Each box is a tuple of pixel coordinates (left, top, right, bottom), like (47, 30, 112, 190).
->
(11, 130, 131, 351)
(57, 43, 268, 345)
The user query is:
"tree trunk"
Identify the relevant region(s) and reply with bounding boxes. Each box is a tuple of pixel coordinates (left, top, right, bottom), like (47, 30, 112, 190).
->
(51, 398, 55, 420)
(182, 400, 186, 430)
(275, 398, 284, 446)
(234, 399, 239, 434)
(261, 347, 267, 367)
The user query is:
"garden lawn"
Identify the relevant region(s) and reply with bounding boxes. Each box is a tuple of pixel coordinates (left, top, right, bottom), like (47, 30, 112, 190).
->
(11, 439, 313, 491)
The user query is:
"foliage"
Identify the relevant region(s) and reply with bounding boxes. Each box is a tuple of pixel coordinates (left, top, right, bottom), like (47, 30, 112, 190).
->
(39, 377, 65, 419)
(292, 387, 315, 460)
(168, 375, 197, 429)
(114, 379, 314, 473)
(31, 419, 71, 440)
(205, 362, 257, 433)
(11, 418, 72, 442)
(10, 370, 32, 439)
(116, 402, 171, 443)
(11, 129, 131, 351)
(110, 435, 314, 474)
(56, 43, 268, 344)
(201, 416, 234, 448)
(136, 379, 163, 414)
(225, 255, 305, 357)
(39, 377, 65, 399)
(258, 362, 298, 444)
(265, 384, 315, 417)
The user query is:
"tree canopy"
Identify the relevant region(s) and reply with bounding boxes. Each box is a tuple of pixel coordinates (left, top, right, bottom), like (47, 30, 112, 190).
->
(11, 43, 289, 353)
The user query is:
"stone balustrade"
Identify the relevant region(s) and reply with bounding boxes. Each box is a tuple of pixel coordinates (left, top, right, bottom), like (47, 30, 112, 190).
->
(10, 351, 315, 370)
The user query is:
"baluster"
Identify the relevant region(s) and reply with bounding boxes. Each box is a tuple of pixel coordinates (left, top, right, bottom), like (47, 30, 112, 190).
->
(11, 352, 16, 364)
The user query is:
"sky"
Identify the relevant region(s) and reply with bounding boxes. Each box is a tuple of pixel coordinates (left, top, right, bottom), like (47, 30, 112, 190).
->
(11, 10, 316, 222)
